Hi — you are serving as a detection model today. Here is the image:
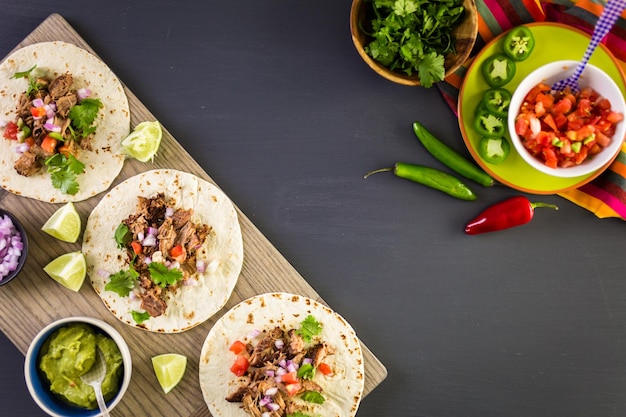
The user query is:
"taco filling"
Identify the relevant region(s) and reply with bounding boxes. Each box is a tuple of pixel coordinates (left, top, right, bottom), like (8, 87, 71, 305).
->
(226, 315, 336, 417)
(105, 192, 212, 320)
(2, 65, 102, 195)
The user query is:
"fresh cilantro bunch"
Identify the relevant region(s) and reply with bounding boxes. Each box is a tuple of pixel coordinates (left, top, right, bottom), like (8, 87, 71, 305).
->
(363, 0, 465, 87)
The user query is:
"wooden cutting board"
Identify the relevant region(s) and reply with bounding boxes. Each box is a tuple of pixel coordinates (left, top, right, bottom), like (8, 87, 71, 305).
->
(0, 13, 387, 417)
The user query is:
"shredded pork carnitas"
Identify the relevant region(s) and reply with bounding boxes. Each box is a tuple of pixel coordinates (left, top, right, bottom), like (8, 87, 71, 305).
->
(226, 326, 335, 417)
(122, 193, 211, 317)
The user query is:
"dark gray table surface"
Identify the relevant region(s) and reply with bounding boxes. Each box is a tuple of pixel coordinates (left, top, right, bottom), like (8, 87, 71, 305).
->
(2, 1, 626, 416)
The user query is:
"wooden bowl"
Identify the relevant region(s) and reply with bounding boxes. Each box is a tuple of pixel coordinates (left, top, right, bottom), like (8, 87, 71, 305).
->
(350, 0, 478, 86)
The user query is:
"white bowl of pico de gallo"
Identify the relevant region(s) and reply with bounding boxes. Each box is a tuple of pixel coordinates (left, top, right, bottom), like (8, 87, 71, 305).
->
(509, 60, 626, 178)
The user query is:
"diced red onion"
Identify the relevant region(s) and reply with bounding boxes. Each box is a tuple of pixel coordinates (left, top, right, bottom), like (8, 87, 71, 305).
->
(97, 269, 110, 278)
(183, 278, 198, 286)
(264, 387, 278, 396)
(247, 329, 260, 339)
(76, 88, 91, 101)
(274, 339, 284, 349)
(274, 376, 282, 383)
(0, 120, 7, 128)
(142, 236, 157, 247)
(261, 413, 271, 417)
(165, 207, 174, 218)
(137, 231, 145, 242)
(259, 396, 271, 407)
(278, 359, 287, 369)
(196, 260, 206, 273)
(32, 98, 44, 108)
(129, 291, 138, 301)
(144, 256, 152, 264)
(168, 261, 180, 270)
(266, 403, 280, 412)
(147, 226, 158, 236)
(275, 367, 286, 376)
(44, 122, 61, 133)
(265, 370, 275, 377)
(286, 362, 297, 373)
(0, 214, 23, 280)
(15, 143, 30, 154)
(302, 357, 313, 365)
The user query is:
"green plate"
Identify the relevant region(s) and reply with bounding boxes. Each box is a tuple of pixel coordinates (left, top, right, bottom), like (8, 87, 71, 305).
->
(458, 22, 626, 194)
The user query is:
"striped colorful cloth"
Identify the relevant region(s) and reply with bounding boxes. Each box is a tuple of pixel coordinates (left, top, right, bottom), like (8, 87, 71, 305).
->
(440, 0, 626, 219)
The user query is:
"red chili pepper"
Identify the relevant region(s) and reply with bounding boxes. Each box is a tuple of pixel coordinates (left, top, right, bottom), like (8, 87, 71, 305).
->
(464, 196, 558, 235)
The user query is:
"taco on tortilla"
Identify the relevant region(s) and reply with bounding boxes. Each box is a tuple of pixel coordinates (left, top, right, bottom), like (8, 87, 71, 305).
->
(199, 292, 365, 417)
(82, 169, 243, 333)
(0, 41, 129, 202)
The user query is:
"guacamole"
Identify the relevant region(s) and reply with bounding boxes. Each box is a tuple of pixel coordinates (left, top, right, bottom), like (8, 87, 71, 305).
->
(39, 323, 123, 409)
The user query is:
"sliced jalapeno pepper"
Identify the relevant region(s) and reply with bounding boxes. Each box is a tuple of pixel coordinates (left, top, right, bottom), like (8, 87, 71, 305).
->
(474, 108, 506, 137)
(503, 26, 535, 61)
(481, 54, 516, 88)
(482, 88, 511, 118)
(478, 136, 511, 164)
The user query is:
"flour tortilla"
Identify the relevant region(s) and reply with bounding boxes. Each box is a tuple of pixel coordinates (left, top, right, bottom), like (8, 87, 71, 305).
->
(0, 41, 129, 202)
(199, 292, 365, 417)
(82, 169, 243, 333)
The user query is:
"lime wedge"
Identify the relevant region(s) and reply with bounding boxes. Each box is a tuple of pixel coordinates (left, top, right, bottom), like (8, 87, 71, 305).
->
(152, 353, 187, 394)
(43, 251, 87, 292)
(121, 120, 162, 162)
(41, 202, 81, 243)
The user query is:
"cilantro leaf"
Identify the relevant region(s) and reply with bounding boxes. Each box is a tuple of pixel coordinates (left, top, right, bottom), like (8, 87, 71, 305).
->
(297, 363, 316, 380)
(69, 97, 102, 135)
(132, 310, 151, 324)
(296, 315, 322, 344)
(114, 223, 132, 249)
(300, 390, 325, 405)
(148, 262, 183, 287)
(417, 52, 445, 88)
(45, 153, 85, 195)
(105, 269, 139, 297)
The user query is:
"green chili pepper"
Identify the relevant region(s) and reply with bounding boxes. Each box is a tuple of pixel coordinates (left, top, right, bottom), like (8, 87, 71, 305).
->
(477, 136, 510, 164)
(503, 26, 535, 62)
(474, 108, 506, 137)
(364, 162, 477, 201)
(481, 53, 516, 88)
(412, 121, 495, 187)
(482, 88, 512, 118)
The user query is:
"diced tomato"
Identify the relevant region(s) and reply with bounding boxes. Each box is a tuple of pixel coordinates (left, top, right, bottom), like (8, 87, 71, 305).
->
(553, 98, 572, 115)
(576, 98, 592, 117)
(515, 116, 529, 137)
(24, 137, 35, 147)
(284, 382, 301, 397)
(40, 135, 58, 154)
(542, 147, 558, 169)
(170, 245, 184, 258)
(606, 111, 624, 124)
(281, 371, 299, 385)
(130, 241, 142, 255)
(229, 340, 247, 355)
(30, 106, 46, 118)
(2, 121, 18, 140)
(595, 131, 612, 148)
(230, 355, 249, 377)
(543, 113, 557, 131)
(317, 362, 333, 376)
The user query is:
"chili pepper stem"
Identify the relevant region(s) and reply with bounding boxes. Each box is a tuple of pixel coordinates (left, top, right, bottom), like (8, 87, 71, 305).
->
(531, 202, 559, 211)
(363, 167, 393, 179)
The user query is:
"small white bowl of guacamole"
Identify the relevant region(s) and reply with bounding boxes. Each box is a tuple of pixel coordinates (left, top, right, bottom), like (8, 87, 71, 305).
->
(25, 316, 132, 417)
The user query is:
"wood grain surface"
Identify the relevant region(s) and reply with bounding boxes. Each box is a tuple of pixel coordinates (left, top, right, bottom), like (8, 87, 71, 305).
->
(0, 13, 387, 417)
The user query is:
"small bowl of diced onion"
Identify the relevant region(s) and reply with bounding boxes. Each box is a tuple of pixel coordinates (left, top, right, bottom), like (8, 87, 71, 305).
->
(0, 208, 28, 286)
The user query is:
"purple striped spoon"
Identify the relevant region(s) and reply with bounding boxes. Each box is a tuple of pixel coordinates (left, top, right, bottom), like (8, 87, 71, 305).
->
(551, 0, 626, 93)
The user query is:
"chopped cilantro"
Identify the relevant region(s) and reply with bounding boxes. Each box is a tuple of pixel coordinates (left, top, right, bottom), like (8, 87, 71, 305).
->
(363, 0, 465, 87)
(45, 153, 85, 195)
(11, 65, 42, 95)
(69, 98, 103, 137)
(132, 310, 151, 324)
(104, 269, 139, 297)
(296, 315, 322, 344)
(300, 390, 325, 405)
(114, 223, 132, 249)
(297, 363, 316, 380)
(148, 262, 183, 287)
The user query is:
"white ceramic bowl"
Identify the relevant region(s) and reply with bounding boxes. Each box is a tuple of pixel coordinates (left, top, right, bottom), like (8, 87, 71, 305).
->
(24, 316, 132, 417)
(508, 60, 626, 178)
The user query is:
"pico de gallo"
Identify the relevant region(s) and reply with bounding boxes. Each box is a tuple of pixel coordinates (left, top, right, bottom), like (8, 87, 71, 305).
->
(514, 83, 624, 169)
(226, 315, 336, 417)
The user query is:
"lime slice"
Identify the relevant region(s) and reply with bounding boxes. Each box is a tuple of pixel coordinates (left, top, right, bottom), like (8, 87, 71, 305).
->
(152, 353, 187, 394)
(41, 202, 81, 243)
(121, 120, 162, 162)
(43, 251, 87, 292)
